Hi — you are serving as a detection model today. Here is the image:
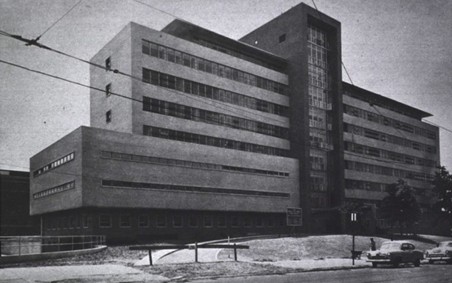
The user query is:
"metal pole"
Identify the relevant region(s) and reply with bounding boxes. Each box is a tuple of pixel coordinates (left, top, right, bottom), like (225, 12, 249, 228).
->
(352, 233, 355, 266)
(149, 249, 153, 266)
(195, 242, 198, 263)
(19, 237, 21, 256)
(234, 243, 237, 261)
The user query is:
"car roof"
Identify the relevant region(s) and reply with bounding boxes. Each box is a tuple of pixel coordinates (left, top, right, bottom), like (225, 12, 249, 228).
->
(381, 240, 413, 244)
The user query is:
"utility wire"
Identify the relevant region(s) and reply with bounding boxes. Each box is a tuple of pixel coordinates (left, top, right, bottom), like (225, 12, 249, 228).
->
(0, 58, 290, 139)
(0, 29, 288, 126)
(36, 0, 83, 40)
(342, 62, 354, 85)
(0, 58, 141, 103)
(130, 0, 184, 21)
(131, 0, 447, 140)
(423, 120, 452, 135)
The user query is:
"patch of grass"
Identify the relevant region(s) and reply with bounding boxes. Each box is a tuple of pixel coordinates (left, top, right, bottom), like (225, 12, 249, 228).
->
(218, 235, 436, 262)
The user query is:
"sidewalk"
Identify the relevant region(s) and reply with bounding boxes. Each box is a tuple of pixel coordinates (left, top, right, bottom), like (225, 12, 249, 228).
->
(0, 264, 169, 283)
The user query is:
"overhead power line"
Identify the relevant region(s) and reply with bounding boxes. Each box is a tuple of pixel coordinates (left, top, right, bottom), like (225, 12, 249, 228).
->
(0, 58, 140, 103)
(130, 0, 184, 21)
(0, 58, 290, 139)
(424, 120, 452, 135)
(0, 28, 289, 125)
(37, 0, 84, 40)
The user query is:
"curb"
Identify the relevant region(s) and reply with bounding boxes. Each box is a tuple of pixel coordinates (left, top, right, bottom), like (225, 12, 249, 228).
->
(165, 263, 371, 282)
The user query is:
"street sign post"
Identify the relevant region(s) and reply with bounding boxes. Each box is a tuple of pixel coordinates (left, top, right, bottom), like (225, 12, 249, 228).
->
(286, 207, 302, 226)
(351, 212, 357, 265)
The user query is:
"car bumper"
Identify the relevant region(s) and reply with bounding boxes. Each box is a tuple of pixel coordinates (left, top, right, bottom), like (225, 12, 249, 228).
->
(366, 258, 391, 263)
(427, 256, 451, 261)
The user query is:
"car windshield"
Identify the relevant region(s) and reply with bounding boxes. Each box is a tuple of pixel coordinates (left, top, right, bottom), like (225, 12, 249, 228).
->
(380, 242, 401, 250)
(438, 242, 452, 247)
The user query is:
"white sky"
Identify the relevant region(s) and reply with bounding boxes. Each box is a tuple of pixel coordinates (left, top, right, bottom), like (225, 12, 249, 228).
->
(0, 0, 451, 171)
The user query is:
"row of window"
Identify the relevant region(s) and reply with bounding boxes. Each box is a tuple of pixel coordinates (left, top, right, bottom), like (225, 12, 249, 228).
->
(310, 151, 327, 171)
(143, 97, 289, 139)
(344, 90, 425, 121)
(308, 42, 328, 69)
(142, 125, 289, 157)
(343, 123, 437, 154)
(33, 181, 75, 199)
(344, 142, 437, 168)
(308, 64, 329, 89)
(101, 150, 289, 177)
(142, 40, 287, 95)
(142, 68, 288, 116)
(345, 179, 389, 193)
(311, 193, 328, 208)
(344, 161, 434, 182)
(310, 174, 327, 192)
(309, 128, 334, 151)
(194, 38, 285, 72)
(343, 104, 436, 140)
(102, 179, 290, 198)
(43, 214, 283, 230)
(33, 152, 75, 177)
(345, 179, 428, 196)
(45, 215, 89, 230)
(99, 214, 284, 229)
(309, 84, 331, 104)
(308, 25, 330, 49)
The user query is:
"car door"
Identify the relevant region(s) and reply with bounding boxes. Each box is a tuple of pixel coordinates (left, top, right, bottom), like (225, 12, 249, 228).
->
(400, 243, 412, 262)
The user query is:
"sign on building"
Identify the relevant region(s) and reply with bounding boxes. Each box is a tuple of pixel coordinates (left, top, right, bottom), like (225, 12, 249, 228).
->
(286, 207, 302, 226)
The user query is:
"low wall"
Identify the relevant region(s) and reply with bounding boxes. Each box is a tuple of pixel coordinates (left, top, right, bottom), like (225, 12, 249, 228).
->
(1, 237, 42, 255)
(0, 245, 107, 264)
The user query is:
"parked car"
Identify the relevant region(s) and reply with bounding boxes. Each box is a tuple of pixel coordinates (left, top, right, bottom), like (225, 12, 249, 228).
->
(425, 241, 452, 264)
(366, 240, 424, 267)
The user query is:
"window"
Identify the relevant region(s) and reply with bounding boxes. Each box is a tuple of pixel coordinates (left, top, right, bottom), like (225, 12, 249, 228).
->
(255, 217, 264, 227)
(231, 216, 239, 227)
(156, 215, 166, 227)
(138, 215, 149, 228)
(82, 215, 90, 228)
(217, 216, 226, 227)
(105, 83, 112, 97)
(99, 215, 112, 228)
(188, 216, 198, 227)
(106, 110, 112, 123)
(105, 57, 111, 70)
(243, 217, 252, 227)
(173, 216, 183, 228)
(204, 216, 213, 227)
(142, 40, 150, 54)
(279, 33, 286, 43)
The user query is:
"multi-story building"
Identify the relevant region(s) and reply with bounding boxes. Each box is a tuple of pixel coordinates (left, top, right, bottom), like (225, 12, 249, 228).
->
(0, 170, 40, 236)
(342, 83, 439, 232)
(29, 3, 439, 242)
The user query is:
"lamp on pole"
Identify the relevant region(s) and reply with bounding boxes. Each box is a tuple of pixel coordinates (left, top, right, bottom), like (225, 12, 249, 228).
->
(351, 212, 357, 265)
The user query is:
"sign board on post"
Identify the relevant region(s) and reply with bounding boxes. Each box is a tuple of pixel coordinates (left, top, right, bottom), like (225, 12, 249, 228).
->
(286, 207, 302, 226)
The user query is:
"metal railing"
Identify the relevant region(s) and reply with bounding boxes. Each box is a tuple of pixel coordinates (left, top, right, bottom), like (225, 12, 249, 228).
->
(0, 235, 106, 256)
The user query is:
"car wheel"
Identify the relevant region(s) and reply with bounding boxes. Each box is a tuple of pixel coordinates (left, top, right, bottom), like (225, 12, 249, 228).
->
(414, 259, 421, 267)
(372, 262, 378, 268)
(447, 259, 452, 264)
(428, 259, 434, 264)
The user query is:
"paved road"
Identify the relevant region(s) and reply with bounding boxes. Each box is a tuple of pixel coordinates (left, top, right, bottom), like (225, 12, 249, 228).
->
(0, 264, 168, 283)
(190, 264, 452, 283)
